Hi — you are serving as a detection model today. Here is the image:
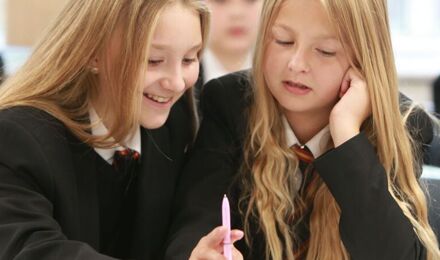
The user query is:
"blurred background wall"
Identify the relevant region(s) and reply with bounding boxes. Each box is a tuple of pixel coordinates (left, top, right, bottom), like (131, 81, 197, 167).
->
(0, 0, 439, 112)
(6, 0, 67, 46)
(0, 0, 67, 75)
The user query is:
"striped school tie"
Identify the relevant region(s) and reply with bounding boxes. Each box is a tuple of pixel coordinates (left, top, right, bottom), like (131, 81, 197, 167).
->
(290, 144, 319, 259)
(112, 148, 141, 194)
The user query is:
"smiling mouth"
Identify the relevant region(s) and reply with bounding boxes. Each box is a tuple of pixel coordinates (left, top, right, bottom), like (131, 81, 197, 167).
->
(144, 93, 172, 103)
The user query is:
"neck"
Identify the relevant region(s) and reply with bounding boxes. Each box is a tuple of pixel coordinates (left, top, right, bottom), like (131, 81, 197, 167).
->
(284, 109, 330, 144)
(209, 46, 250, 72)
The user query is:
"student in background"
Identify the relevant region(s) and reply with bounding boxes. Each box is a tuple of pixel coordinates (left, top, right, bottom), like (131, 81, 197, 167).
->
(194, 0, 262, 111)
(202, 0, 262, 83)
(167, 0, 440, 259)
(0, 0, 209, 259)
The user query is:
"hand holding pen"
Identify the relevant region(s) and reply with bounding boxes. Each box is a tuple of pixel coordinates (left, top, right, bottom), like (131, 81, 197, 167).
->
(189, 195, 244, 260)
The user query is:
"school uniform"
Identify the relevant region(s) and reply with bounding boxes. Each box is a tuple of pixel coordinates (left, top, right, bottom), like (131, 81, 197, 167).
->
(193, 49, 252, 117)
(165, 71, 434, 260)
(0, 97, 193, 259)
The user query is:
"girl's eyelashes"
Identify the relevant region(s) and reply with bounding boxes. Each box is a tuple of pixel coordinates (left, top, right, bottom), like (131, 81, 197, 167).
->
(148, 59, 163, 66)
(148, 57, 198, 66)
(275, 39, 294, 46)
(317, 49, 336, 57)
(183, 57, 198, 65)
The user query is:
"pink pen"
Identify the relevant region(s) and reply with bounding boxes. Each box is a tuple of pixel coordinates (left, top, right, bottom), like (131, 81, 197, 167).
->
(222, 194, 232, 260)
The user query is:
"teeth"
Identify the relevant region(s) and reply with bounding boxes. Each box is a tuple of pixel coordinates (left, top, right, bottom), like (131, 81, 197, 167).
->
(146, 94, 171, 103)
(292, 82, 308, 89)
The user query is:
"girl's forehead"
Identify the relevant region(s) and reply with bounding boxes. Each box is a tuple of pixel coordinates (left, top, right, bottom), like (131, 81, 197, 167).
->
(273, 0, 337, 38)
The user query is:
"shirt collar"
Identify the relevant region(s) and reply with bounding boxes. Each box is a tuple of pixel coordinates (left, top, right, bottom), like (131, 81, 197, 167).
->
(283, 116, 331, 158)
(89, 107, 141, 164)
(202, 48, 252, 83)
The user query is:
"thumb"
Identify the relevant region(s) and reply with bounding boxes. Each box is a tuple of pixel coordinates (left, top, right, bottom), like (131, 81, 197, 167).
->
(230, 229, 244, 243)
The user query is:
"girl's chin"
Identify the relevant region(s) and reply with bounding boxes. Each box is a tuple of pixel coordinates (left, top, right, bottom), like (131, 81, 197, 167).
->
(139, 111, 170, 130)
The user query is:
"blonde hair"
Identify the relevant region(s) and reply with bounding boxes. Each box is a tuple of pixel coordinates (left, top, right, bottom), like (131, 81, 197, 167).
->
(240, 0, 440, 259)
(0, 0, 210, 147)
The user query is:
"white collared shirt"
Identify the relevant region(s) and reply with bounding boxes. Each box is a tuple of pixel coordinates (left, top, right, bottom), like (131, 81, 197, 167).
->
(202, 48, 252, 84)
(89, 107, 141, 165)
(283, 116, 331, 191)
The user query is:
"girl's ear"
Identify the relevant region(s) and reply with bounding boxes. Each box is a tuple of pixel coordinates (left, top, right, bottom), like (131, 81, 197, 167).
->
(89, 57, 100, 74)
(90, 57, 99, 67)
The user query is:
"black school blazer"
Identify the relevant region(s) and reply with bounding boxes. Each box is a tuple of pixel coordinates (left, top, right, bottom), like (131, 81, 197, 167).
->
(165, 71, 434, 260)
(0, 98, 192, 260)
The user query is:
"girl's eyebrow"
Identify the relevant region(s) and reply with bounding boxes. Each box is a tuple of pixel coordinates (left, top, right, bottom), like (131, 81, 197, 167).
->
(188, 43, 203, 52)
(272, 23, 293, 33)
(150, 42, 203, 52)
(272, 23, 338, 42)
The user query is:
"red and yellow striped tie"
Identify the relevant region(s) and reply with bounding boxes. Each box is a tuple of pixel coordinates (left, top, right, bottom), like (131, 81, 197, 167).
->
(291, 144, 314, 174)
(290, 144, 319, 259)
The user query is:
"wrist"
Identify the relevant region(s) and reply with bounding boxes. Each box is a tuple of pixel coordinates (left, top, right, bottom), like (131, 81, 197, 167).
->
(331, 124, 360, 147)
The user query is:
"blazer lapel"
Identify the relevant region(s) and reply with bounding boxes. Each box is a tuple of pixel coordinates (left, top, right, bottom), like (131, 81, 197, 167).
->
(69, 134, 100, 249)
(131, 126, 173, 257)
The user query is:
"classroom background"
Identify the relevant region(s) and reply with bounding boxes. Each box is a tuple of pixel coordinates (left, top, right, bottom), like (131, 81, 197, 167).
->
(0, 0, 439, 109)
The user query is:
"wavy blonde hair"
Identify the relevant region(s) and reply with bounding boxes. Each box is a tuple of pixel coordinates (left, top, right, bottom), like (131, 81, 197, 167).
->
(0, 0, 210, 147)
(240, 0, 440, 259)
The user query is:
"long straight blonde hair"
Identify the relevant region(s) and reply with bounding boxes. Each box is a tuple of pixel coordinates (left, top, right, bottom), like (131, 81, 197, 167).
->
(0, 0, 210, 147)
(240, 0, 440, 259)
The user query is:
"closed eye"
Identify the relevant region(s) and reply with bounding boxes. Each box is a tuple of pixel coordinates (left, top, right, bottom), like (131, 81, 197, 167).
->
(183, 57, 198, 65)
(317, 49, 336, 57)
(275, 39, 294, 46)
(148, 59, 163, 65)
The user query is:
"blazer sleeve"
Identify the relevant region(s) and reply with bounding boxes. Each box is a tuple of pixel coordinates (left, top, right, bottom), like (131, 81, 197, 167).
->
(314, 132, 426, 260)
(164, 75, 247, 260)
(0, 118, 115, 260)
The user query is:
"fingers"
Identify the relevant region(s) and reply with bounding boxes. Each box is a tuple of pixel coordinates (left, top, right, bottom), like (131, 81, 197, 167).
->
(340, 69, 352, 97)
(340, 68, 365, 98)
(203, 226, 229, 247)
(189, 226, 228, 260)
(189, 227, 245, 260)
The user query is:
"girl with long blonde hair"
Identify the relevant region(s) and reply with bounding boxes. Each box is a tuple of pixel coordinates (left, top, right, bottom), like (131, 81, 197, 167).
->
(168, 0, 440, 259)
(0, 0, 209, 259)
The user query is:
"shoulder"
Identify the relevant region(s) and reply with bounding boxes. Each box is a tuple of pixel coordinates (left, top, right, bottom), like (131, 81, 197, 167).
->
(0, 106, 74, 169)
(200, 70, 253, 126)
(201, 70, 252, 106)
(399, 93, 434, 146)
(0, 106, 73, 192)
(0, 106, 67, 142)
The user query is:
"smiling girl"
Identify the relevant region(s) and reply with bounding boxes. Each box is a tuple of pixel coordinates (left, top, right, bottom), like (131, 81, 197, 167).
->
(0, 0, 209, 259)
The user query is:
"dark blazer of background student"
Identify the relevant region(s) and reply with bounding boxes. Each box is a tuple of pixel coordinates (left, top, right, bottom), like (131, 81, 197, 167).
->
(0, 98, 191, 260)
(165, 71, 434, 259)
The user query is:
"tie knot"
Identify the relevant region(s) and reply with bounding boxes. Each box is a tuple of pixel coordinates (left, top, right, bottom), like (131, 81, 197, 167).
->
(112, 148, 140, 171)
(291, 144, 314, 164)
